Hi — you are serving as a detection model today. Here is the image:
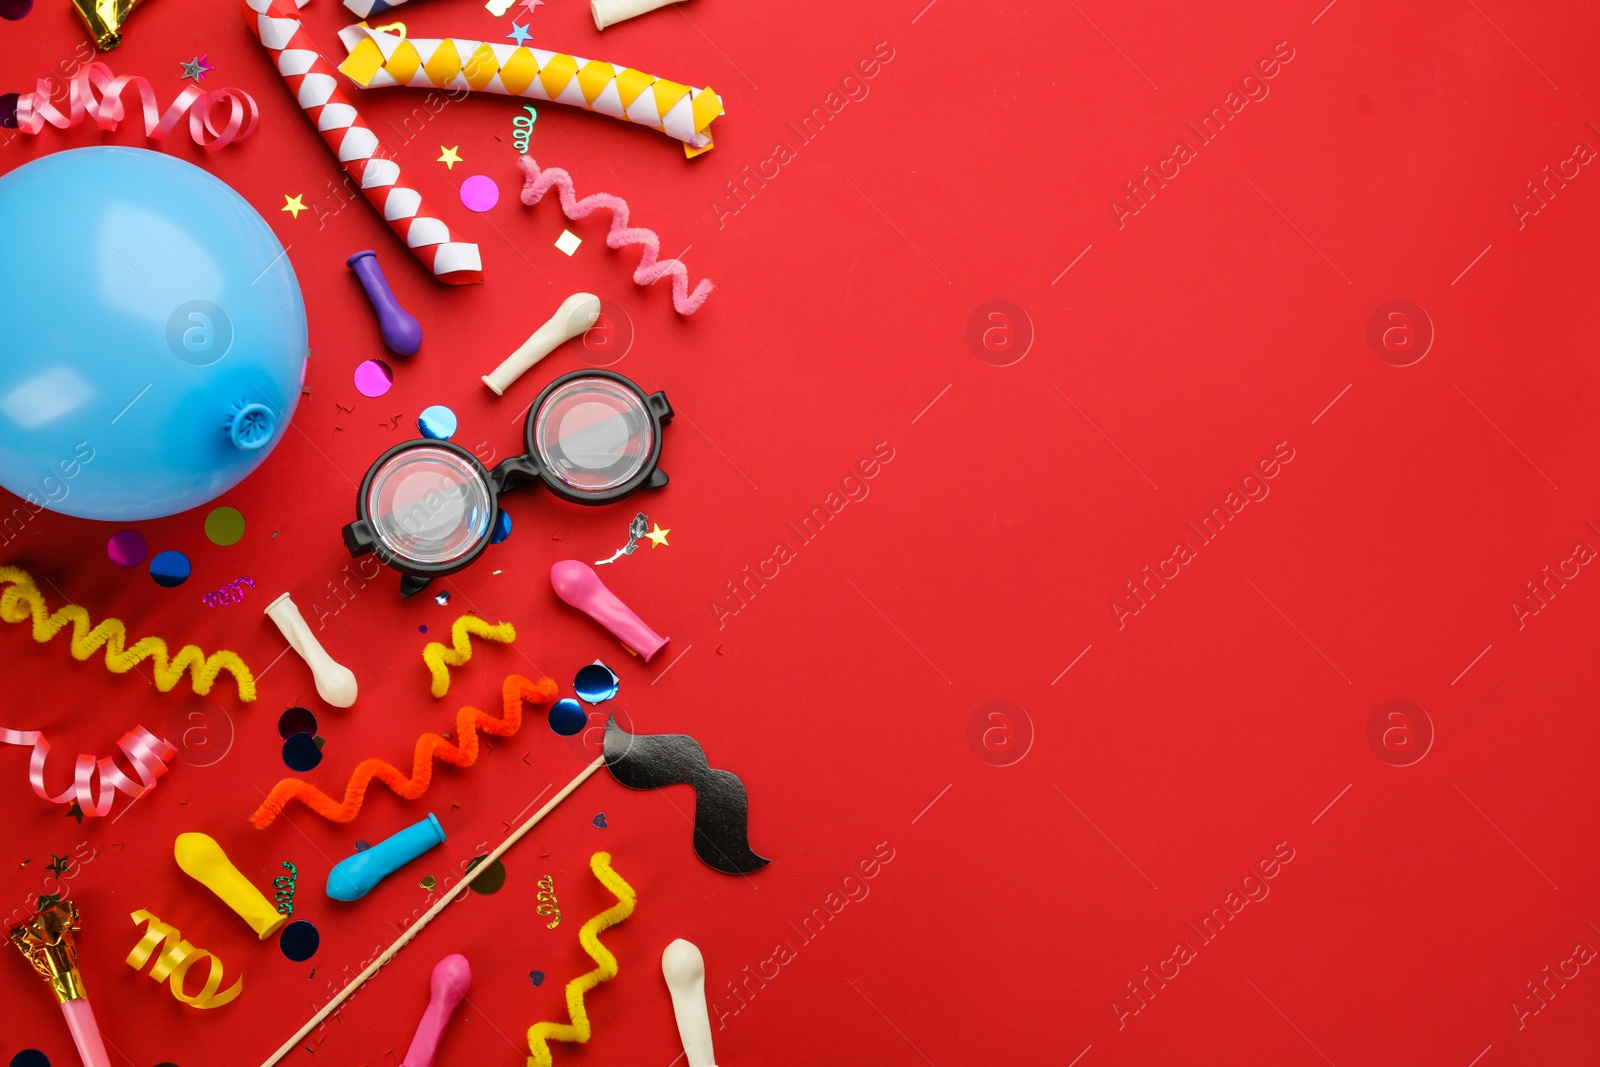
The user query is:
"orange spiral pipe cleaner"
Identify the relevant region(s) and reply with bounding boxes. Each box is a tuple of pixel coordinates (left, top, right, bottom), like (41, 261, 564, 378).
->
(248, 674, 556, 828)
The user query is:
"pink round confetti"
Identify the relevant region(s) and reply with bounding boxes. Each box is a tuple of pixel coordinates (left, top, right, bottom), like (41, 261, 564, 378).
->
(460, 174, 500, 213)
(353, 359, 393, 398)
(107, 530, 147, 568)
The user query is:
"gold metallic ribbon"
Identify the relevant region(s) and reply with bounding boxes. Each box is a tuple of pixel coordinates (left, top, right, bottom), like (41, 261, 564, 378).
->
(127, 910, 243, 1008)
(535, 873, 561, 929)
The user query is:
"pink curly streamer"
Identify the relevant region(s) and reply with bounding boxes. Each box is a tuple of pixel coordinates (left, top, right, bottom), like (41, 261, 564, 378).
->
(0, 726, 176, 817)
(15, 62, 259, 150)
(518, 156, 713, 315)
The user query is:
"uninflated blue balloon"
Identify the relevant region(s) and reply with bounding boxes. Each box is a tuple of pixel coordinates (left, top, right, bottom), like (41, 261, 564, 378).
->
(0, 147, 307, 521)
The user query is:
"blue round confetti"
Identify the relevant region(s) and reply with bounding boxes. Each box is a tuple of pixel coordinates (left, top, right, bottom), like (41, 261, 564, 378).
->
(282, 732, 322, 772)
(149, 549, 191, 588)
(490, 509, 512, 544)
(10, 1050, 49, 1067)
(279, 919, 320, 961)
(548, 697, 585, 736)
(0, 0, 34, 22)
(574, 663, 618, 704)
(418, 404, 458, 440)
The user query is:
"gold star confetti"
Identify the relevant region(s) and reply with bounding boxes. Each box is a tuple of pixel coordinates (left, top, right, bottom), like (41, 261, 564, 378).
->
(646, 523, 670, 548)
(281, 194, 307, 219)
(47, 853, 72, 877)
(64, 801, 83, 824)
(437, 146, 463, 169)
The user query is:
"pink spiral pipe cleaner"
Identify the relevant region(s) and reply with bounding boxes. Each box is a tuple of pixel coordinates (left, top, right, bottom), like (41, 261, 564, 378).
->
(517, 156, 713, 316)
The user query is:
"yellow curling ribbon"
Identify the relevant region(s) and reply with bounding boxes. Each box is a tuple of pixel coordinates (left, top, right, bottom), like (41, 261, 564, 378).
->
(0, 566, 256, 701)
(526, 852, 635, 1067)
(127, 910, 243, 1008)
(423, 615, 516, 698)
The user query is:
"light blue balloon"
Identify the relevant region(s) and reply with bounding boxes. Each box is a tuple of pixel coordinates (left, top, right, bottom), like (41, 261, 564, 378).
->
(0, 147, 307, 521)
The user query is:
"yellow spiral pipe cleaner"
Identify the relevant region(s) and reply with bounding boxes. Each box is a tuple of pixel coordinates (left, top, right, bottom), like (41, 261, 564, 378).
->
(423, 614, 516, 698)
(527, 851, 636, 1067)
(0, 566, 256, 701)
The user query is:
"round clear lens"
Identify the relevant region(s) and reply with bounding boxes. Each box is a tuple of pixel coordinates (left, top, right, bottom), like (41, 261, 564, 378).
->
(365, 446, 494, 566)
(532, 378, 655, 494)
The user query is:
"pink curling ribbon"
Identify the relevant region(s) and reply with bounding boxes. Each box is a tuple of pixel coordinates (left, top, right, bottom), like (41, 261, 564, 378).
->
(14, 62, 259, 150)
(0, 726, 177, 817)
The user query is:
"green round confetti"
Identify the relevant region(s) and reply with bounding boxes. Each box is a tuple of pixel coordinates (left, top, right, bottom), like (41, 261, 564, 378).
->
(204, 506, 245, 546)
(465, 854, 507, 894)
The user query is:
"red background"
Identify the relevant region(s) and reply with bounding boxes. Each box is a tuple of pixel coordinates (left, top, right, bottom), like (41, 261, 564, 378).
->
(3, 1, 1599, 1065)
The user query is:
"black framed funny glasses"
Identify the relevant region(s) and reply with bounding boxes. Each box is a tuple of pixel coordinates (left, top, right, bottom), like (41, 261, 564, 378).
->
(342, 370, 673, 595)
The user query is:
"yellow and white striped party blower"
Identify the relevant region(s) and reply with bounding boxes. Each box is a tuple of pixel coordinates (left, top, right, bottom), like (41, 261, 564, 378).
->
(336, 23, 723, 155)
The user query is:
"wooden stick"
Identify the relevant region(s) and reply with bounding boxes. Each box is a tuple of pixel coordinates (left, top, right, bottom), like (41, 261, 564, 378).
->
(256, 755, 607, 1067)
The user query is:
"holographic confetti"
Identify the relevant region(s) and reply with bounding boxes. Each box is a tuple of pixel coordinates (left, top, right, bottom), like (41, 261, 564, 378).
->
(279, 919, 320, 961)
(491, 511, 513, 544)
(278, 707, 317, 739)
(435, 591, 452, 606)
(574, 663, 619, 704)
(529, 969, 545, 986)
(594, 513, 649, 566)
(204, 506, 246, 546)
(282, 732, 322, 772)
(591, 812, 606, 829)
(548, 698, 585, 736)
(420, 875, 437, 891)
(554, 229, 582, 256)
(180, 56, 213, 82)
(535, 873, 561, 928)
(107, 530, 148, 568)
(149, 550, 191, 588)
(418, 405, 457, 440)
(465, 854, 507, 895)
(354, 359, 393, 398)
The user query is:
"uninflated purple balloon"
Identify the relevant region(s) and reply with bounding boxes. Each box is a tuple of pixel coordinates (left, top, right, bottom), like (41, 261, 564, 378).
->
(347, 250, 422, 357)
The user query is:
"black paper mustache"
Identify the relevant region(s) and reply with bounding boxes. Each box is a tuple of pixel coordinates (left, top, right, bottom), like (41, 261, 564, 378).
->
(603, 716, 771, 874)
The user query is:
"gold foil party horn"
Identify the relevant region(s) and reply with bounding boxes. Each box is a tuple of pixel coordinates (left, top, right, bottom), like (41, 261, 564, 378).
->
(70, 0, 147, 50)
(9, 901, 115, 1067)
